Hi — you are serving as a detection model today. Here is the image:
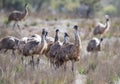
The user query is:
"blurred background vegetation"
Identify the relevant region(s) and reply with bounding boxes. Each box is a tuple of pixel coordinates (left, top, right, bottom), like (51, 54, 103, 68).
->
(0, 0, 119, 18)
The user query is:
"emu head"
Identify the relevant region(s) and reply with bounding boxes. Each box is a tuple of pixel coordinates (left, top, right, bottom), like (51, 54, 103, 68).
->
(74, 25, 78, 30)
(42, 29, 46, 35)
(100, 38, 103, 42)
(105, 15, 109, 21)
(25, 3, 28, 8)
(64, 32, 69, 37)
(45, 31, 48, 37)
(56, 29, 59, 33)
(63, 32, 69, 44)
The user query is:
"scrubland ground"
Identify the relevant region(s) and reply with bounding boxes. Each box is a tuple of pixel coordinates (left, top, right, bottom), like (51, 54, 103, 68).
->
(0, 14, 120, 84)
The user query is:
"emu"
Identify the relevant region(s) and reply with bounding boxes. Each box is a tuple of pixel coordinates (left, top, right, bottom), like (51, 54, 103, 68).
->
(87, 37, 103, 52)
(0, 36, 20, 56)
(19, 29, 47, 68)
(93, 15, 110, 36)
(87, 37, 103, 66)
(8, 3, 28, 30)
(55, 25, 81, 72)
(47, 29, 62, 67)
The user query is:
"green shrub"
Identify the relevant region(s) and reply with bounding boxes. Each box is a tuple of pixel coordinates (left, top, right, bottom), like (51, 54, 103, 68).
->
(0, 79, 10, 84)
(15, 64, 23, 72)
(30, 22, 38, 26)
(86, 79, 93, 84)
(79, 67, 86, 74)
(103, 5, 117, 16)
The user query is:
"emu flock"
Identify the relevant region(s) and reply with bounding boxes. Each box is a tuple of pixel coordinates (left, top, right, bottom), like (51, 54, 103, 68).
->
(0, 4, 110, 72)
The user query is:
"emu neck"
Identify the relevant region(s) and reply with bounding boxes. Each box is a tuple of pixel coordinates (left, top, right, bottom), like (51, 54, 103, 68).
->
(41, 34, 45, 43)
(23, 7, 28, 17)
(105, 20, 110, 30)
(63, 37, 69, 44)
(54, 32, 59, 42)
(74, 29, 81, 47)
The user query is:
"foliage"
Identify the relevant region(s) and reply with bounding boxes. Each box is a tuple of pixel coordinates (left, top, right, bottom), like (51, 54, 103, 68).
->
(0, 0, 101, 13)
(110, 0, 120, 15)
(50, 0, 80, 12)
(103, 5, 117, 16)
(0, 0, 29, 10)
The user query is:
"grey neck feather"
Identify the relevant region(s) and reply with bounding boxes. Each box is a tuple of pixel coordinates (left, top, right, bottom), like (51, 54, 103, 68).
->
(23, 7, 28, 16)
(54, 32, 59, 42)
(63, 36, 69, 44)
(41, 34, 45, 43)
(105, 19, 110, 29)
(74, 29, 81, 46)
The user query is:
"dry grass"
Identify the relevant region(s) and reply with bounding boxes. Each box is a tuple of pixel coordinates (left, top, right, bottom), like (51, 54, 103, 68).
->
(0, 13, 120, 84)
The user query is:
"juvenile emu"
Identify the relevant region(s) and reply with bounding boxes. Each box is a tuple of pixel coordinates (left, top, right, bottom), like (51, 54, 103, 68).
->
(8, 4, 28, 29)
(0, 36, 20, 56)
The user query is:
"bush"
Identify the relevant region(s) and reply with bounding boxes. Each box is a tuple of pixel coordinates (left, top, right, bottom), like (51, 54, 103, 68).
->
(103, 5, 117, 16)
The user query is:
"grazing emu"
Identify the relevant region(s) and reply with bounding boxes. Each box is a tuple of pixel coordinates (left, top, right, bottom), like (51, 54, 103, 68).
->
(93, 15, 110, 36)
(8, 3, 28, 29)
(19, 29, 47, 68)
(0, 36, 20, 56)
(87, 37, 103, 52)
(55, 25, 81, 72)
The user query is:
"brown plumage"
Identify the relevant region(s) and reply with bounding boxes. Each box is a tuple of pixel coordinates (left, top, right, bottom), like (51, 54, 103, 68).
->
(8, 4, 28, 29)
(0, 36, 20, 56)
(87, 37, 103, 52)
(47, 29, 62, 66)
(93, 15, 110, 35)
(55, 25, 81, 72)
(43, 31, 54, 56)
(19, 29, 47, 68)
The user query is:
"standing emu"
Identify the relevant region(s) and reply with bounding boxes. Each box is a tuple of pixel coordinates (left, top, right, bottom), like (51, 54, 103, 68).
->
(93, 15, 110, 36)
(19, 29, 47, 68)
(8, 3, 28, 30)
(0, 36, 20, 56)
(47, 29, 62, 67)
(55, 25, 81, 72)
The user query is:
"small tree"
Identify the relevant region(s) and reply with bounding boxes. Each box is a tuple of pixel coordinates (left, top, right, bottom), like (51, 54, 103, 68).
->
(78, 0, 102, 18)
(103, 5, 117, 16)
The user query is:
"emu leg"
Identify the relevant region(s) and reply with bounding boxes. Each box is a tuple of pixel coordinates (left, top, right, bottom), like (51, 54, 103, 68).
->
(37, 58, 40, 68)
(13, 22, 17, 30)
(21, 56, 24, 64)
(72, 60, 75, 72)
(64, 62, 67, 71)
(16, 23, 21, 30)
(12, 50, 15, 56)
(31, 56, 35, 69)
